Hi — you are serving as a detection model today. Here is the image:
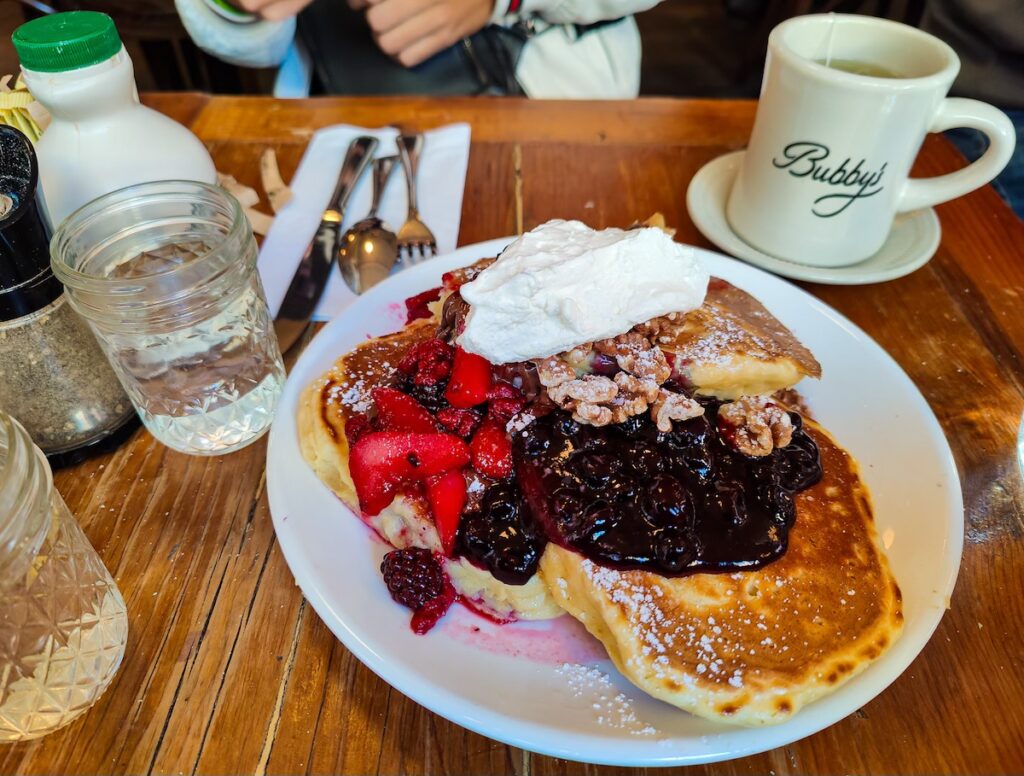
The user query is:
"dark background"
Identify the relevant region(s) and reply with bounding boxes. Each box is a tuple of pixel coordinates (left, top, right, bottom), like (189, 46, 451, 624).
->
(0, 0, 926, 96)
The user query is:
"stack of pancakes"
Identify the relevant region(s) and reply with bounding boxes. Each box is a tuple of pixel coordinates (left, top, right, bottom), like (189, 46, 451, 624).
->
(298, 269, 902, 726)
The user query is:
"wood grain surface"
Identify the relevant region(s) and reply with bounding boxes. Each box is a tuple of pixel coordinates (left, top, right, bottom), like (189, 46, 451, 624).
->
(2, 95, 1022, 775)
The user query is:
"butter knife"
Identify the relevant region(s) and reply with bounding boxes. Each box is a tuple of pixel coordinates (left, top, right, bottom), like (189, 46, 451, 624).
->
(273, 135, 378, 354)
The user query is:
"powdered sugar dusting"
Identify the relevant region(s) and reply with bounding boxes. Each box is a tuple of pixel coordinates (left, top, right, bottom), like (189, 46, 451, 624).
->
(556, 663, 657, 736)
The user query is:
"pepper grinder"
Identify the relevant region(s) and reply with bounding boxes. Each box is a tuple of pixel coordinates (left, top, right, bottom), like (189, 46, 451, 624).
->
(0, 124, 136, 462)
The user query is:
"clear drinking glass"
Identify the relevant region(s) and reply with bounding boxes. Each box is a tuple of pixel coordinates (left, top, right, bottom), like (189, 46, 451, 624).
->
(0, 411, 128, 741)
(51, 181, 285, 456)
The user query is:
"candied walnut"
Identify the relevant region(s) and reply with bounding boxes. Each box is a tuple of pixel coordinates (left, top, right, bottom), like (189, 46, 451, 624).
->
(573, 402, 614, 426)
(539, 328, 682, 427)
(594, 332, 671, 383)
(548, 374, 619, 406)
(633, 313, 680, 339)
(651, 389, 704, 432)
(718, 396, 793, 457)
(614, 372, 660, 403)
(612, 393, 649, 421)
(535, 356, 575, 388)
(563, 342, 594, 370)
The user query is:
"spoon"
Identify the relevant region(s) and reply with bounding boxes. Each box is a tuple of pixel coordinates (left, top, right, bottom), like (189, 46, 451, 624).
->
(338, 155, 399, 293)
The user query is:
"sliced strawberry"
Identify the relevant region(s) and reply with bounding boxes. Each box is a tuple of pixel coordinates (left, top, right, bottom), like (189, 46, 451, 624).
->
(404, 287, 441, 323)
(445, 347, 492, 408)
(350, 432, 470, 515)
(436, 407, 483, 439)
(397, 338, 454, 386)
(425, 470, 467, 555)
(371, 387, 438, 433)
(469, 419, 514, 480)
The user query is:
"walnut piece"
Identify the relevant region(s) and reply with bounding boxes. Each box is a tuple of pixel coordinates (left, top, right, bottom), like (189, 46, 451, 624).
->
(535, 356, 576, 388)
(717, 396, 793, 457)
(651, 389, 704, 432)
(548, 374, 618, 405)
(573, 402, 614, 426)
(614, 372, 660, 403)
(593, 332, 671, 383)
(536, 327, 685, 427)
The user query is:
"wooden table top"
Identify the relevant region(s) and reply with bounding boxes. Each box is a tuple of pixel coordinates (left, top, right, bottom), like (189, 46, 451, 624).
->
(3, 94, 1023, 775)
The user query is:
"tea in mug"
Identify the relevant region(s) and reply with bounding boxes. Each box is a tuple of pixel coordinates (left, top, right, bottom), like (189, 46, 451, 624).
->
(813, 58, 902, 78)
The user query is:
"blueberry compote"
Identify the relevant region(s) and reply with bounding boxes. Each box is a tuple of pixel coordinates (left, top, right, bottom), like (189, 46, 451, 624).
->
(457, 482, 546, 585)
(508, 401, 822, 577)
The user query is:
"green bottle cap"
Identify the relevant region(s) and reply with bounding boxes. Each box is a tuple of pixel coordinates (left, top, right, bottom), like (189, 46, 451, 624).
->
(12, 11, 122, 73)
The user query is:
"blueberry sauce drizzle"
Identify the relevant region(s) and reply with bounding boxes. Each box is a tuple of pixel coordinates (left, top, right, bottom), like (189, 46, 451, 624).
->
(456, 399, 822, 584)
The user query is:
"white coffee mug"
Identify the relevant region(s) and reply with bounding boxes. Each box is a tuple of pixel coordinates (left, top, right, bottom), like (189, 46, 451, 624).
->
(726, 13, 1016, 267)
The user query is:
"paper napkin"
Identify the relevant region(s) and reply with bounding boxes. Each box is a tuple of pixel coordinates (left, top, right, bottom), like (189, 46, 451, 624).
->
(257, 122, 471, 321)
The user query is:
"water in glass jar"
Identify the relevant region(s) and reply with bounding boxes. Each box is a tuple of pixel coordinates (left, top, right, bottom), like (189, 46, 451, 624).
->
(102, 242, 285, 455)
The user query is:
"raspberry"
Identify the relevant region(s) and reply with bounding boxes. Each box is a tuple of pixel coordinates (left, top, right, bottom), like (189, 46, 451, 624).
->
(437, 407, 483, 439)
(344, 414, 373, 447)
(381, 548, 446, 610)
(397, 339, 454, 387)
(405, 287, 441, 323)
(486, 381, 527, 422)
(380, 548, 456, 633)
(411, 578, 456, 635)
(488, 397, 527, 423)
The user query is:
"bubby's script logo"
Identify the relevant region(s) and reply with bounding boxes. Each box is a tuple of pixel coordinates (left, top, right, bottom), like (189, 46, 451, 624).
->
(772, 142, 886, 217)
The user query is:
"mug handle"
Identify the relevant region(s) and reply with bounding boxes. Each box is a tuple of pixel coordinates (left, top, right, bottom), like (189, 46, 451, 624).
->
(897, 98, 1016, 213)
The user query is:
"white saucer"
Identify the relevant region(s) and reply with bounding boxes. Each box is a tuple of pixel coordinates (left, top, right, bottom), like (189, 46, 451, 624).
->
(686, 151, 941, 285)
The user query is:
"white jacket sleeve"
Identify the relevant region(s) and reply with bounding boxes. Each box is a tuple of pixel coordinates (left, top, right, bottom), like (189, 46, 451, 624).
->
(491, 0, 664, 26)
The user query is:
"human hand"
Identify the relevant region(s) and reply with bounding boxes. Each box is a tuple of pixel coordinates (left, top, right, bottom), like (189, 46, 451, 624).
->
(232, 0, 315, 21)
(361, 0, 494, 67)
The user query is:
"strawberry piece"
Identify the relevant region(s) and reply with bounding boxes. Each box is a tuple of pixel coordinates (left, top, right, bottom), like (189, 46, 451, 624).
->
(350, 432, 470, 515)
(469, 419, 514, 480)
(425, 470, 467, 555)
(371, 387, 438, 433)
(404, 287, 441, 323)
(486, 381, 526, 423)
(445, 347, 492, 408)
(436, 407, 483, 439)
(344, 414, 373, 447)
(397, 338, 454, 387)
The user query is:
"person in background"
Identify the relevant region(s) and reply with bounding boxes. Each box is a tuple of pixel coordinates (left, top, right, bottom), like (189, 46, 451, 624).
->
(176, 0, 667, 97)
(921, 0, 1023, 218)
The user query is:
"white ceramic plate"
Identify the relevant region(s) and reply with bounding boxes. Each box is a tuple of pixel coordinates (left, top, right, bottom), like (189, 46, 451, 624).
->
(266, 238, 963, 766)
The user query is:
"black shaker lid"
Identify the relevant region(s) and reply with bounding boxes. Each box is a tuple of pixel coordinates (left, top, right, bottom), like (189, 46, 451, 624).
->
(0, 124, 61, 322)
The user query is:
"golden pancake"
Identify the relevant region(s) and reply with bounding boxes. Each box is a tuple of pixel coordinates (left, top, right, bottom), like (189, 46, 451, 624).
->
(659, 278, 821, 399)
(539, 418, 902, 726)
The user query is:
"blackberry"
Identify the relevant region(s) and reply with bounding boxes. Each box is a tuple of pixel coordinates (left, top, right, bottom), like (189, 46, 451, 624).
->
(400, 375, 449, 413)
(380, 548, 446, 611)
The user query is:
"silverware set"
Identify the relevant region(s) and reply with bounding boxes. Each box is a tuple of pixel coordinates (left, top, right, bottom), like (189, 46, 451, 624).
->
(339, 132, 438, 292)
(273, 132, 438, 354)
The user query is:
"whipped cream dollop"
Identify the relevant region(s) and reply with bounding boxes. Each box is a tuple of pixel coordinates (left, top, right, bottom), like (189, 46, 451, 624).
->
(458, 220, 709, 364)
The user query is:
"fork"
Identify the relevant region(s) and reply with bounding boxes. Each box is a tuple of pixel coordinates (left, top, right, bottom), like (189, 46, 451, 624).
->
(396, 133, 437, 264)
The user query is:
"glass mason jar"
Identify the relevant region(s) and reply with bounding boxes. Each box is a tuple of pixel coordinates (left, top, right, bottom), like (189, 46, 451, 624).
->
(0, 411, 128, 741)
(51, 181, 285, 456)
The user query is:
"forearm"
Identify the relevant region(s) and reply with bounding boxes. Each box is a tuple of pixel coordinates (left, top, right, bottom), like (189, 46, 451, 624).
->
(491, 0, 663, 26)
